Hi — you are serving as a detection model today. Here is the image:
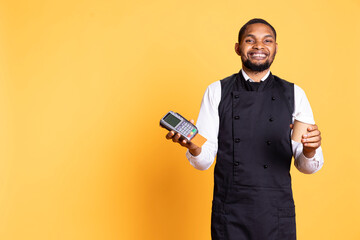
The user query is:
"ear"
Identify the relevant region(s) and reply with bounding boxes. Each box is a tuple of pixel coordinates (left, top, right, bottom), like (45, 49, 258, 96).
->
(235, 43, 241, 56)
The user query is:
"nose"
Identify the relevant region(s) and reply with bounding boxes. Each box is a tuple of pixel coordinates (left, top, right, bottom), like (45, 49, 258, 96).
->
(253, 41, 264, 49)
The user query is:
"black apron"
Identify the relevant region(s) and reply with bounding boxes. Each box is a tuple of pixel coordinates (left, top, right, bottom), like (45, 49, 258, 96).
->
(211, 71, 296, 240)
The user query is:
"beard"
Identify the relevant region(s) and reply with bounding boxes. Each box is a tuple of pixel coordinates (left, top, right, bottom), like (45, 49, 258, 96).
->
(242, 54, 276, 72)
(242, 58, 273, 72)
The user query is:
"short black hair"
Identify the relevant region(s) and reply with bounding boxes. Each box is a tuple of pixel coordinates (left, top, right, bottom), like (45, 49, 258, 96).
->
(238, 18, 277, 43)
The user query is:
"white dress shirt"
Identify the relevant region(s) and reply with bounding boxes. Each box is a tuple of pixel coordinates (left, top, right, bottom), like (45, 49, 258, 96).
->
(186, 69, 324, 174)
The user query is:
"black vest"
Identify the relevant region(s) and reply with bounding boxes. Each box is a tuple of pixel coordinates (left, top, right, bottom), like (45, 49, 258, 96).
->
(211, 72, 297, 240)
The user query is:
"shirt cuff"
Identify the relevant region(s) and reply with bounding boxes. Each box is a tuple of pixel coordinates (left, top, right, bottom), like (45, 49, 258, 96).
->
(299, 151, 316, 161)
(185, 149, 208, 170)
(297, 151, 321, 174)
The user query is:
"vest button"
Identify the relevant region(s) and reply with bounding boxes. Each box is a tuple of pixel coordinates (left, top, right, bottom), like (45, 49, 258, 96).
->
(272, 97, 276, 100)
(234, 138, 241, 143)
(234, 161, 239, 166)
(234, 95, 239, 99)
(234, 116, 240, 120)
(264, 165, 268, 169)
(269, 117, 274, 122)
(266, 141, 271, 145)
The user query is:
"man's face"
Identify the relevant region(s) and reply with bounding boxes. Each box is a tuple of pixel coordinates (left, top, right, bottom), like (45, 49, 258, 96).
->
(235, 23, 278, 72)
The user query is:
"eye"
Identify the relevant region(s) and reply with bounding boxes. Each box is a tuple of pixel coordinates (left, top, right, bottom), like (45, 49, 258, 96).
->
(264, 39, 273, 43)
(245, 39, 254, 43)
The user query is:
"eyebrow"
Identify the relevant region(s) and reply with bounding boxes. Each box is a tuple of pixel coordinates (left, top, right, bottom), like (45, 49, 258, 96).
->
(245, 34, 274, 39)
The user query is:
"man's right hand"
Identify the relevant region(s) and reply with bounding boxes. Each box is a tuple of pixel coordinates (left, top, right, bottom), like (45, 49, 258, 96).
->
(165, 119, 202, 156)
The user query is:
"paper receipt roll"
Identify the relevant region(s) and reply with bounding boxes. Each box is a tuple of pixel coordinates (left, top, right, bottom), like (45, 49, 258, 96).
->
(291, 120, 313, 143)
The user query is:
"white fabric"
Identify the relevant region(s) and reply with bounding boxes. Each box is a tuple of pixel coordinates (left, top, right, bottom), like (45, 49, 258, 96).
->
(186, 70, 324, 174)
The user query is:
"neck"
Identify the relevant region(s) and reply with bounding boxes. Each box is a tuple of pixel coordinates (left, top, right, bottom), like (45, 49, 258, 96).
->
(242, 66, 270, 82)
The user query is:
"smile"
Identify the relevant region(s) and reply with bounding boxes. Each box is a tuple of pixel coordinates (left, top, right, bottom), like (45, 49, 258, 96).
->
(249, 53, 267, 60)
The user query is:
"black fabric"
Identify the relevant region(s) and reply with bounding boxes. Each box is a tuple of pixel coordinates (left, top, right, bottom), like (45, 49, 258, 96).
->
(211, 71, 296, 240)
(239, 71, 273, 92)
(247, 82, 261, 91)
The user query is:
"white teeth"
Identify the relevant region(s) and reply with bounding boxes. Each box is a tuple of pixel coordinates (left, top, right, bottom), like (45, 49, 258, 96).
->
(252, 54, 266, 57)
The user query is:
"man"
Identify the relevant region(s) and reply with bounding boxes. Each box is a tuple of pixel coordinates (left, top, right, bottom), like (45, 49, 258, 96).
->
(166, 18, 323, 240)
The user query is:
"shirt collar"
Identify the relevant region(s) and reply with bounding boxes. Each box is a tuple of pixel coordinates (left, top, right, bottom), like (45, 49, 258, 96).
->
(241, 69, 271, 82)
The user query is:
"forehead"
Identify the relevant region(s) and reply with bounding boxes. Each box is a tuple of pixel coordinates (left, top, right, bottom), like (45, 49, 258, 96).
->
(243, 23, 275, 38)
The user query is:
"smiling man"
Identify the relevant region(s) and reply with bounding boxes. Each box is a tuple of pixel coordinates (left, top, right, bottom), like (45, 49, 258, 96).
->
(237, 22, 277, 74)
(166, 18, 324, 240)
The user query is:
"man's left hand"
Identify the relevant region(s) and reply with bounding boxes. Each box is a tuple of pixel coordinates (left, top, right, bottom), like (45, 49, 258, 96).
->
(301, 124, 322, 158)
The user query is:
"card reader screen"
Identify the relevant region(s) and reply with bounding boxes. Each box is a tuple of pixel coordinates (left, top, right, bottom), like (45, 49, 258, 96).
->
(164, 114, 181, 127)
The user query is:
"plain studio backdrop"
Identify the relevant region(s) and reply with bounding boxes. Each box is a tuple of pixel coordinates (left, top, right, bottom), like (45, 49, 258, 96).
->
(0, 0, 359, 239)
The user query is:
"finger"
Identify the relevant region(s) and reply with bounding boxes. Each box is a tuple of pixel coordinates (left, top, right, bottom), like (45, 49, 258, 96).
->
(302, 136, 321, 143)
(307, 124, 318, 132)
(172, 133, 181, 142)
(289, 124, 293, 129)
(190, 119, 195, 124)
(303, 130, 321, 138)
(303, 142, 321, 148)
(166, 131, 175, 139)
(179, 139, 188, 147)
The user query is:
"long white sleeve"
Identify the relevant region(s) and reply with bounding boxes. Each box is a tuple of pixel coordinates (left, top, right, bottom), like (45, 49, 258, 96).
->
(186, 81, 221, 170)
(292, 85, 324, 173)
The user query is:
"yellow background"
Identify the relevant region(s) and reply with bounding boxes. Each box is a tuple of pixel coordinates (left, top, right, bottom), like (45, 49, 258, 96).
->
(0, 0, 359, 239)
